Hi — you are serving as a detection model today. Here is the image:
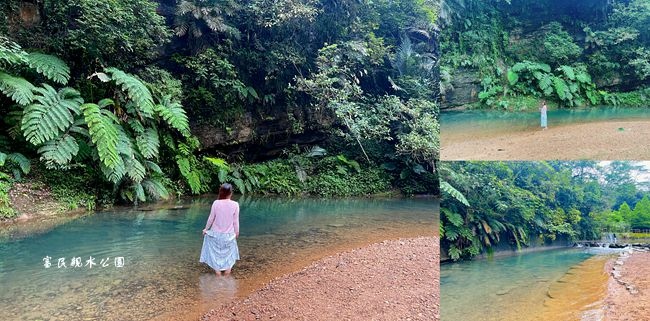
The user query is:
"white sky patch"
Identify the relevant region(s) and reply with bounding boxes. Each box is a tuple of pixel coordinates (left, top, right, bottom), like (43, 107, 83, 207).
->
(598, 161, 650, 184)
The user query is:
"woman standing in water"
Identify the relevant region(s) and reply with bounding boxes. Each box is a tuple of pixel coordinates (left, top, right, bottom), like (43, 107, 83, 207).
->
(200, 183, 240, 276)
(540, 100, 548, 130)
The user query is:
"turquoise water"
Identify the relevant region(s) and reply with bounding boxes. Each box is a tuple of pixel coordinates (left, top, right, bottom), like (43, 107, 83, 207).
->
(441, 107, 650, 135)
(441, 249, 594, 321)
(0, 197, 438, 321)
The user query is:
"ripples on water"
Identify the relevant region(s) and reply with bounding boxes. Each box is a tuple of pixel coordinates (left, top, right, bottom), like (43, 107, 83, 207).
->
(0, 197, 438, 321)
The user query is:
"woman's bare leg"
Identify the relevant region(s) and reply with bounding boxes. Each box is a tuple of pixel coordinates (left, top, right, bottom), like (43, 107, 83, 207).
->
(224, 268, 231, 275)
(215, 270, 222, 276)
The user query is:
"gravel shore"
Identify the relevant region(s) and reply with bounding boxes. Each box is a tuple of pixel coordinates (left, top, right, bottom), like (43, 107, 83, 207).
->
(201, 237, 439, 321)
(604, 250, 650, 321)
(441, 120, 650, 160)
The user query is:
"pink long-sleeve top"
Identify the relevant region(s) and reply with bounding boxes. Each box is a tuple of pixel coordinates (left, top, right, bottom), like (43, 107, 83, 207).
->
(204, 199, 240, 235)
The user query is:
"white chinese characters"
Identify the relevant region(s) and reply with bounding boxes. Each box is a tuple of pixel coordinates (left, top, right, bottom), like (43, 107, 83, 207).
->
(43, 256, 126, 268)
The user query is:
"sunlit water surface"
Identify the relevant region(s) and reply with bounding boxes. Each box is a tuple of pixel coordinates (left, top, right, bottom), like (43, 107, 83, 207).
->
(441, 249, 610, 321)
(0, 197, 438, 321)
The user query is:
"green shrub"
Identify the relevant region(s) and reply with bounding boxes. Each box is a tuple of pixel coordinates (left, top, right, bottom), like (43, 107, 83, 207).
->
(0, 172, 15, 219)
(41, 166, 103, 210)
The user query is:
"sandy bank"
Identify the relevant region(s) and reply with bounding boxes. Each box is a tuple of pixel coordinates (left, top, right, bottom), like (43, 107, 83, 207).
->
(604, 250, 650, 321)
(441, 120, 650, 160)
(201, 237, 439, 321)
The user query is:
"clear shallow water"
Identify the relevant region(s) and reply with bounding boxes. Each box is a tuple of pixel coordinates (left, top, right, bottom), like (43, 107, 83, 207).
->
(441, 249, 597, 321)
(441, 107, 650, 137)
(0, 197, 438, 321)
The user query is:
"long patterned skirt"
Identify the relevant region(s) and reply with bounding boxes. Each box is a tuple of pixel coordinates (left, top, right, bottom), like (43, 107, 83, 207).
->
(200, 230, 240, 271)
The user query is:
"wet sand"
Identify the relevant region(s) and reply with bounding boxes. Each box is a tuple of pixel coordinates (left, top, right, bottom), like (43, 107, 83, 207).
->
(202, 237, 439, 321)
(441, 120, 650, 160)
(604, 251, 650, 321)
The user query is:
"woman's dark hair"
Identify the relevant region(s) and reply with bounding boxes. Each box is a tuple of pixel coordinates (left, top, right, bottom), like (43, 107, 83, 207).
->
(218, 183, 233, 199)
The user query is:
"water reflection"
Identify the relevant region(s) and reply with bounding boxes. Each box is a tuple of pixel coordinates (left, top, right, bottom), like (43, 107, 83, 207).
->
(198, 274, 239, 301)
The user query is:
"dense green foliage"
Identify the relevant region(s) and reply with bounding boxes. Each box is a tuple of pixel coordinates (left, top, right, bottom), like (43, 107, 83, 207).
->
(441, 0, 650, 109)
(441, 161, 650, 261)
(0, 0, 439, 215)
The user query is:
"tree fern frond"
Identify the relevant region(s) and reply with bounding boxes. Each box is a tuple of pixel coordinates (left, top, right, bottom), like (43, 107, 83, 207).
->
(101, 161, 126, 184)
(69, 118, 90, 138)
(142, 178, 169, 200)
(38, 135, 79, 168)
(136, 127, 160, 159)
(440, 180, 469, 206)
(105, 67, 155, 118)
(26, 52, 71, 85)
(144, 160, 163, 174)
(116, 127, 136, 158)
(0, 151, 6, 166)
(558, 65, 575, 80)
(21, 85, 83, 145)
(81, 103, 121, 169)
(0, 72, 36, 105)
(161, 132, 177, 151)
(6, 153, 30, 174)
(125, 158, 146, 183)
(155, 95, 190, 137)
(128, 119, 145, 134)
(134, 182, 146, 202)
(176, 156, 201, 194)
(0, 36, 28, 66)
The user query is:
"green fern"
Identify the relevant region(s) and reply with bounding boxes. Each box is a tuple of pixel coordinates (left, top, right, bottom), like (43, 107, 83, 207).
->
(155, 95, 190, 137)
(5, 153, 31, 175)
(142, 178, 170, 200)
(26, 53, 71, 85)
(0, 72, 36, 105)
(136, 127, 160, 159)
(575, 69, 592, 84)
(21, 85, 83, 145)
(105, 67, 155, 118)
(538, 74, 553, 96)
(0, 36, 28, 66)
(121, 182, 147, 203)
(38, 135, 79, 168)
(558, 65, 575, 80)
(177, 157, 201, 194)
(144, 160, 163, 174)
(101, 161, 126, 184)
(0, 152, 6, 167)
(553, 76, 569, 101)
(81, 103, 122, 170)
(125, 158, 146, 183)
(440, 180, 469, 206)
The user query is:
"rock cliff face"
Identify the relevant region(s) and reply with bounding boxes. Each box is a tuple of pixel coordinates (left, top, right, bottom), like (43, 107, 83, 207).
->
(192, 105, 336, 160)
(441, 68, 481, 109)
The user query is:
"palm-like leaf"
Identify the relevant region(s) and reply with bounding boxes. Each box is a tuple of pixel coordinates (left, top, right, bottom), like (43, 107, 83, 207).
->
(155, 95, 190, 137)
(81, 103, 122, 170)
(105, 67, 155, 118)
(136, 127, 160, 159)
(5, 152, 30, 174)
(26, 53, 71, 85)
(0, 72, 36, 105)
(38, 135, 79, 168)
(142, 178, 170, 200)
(0, 36, 27, 67)
(21, 85, 83, 145)
(441, 180, 470, 206)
